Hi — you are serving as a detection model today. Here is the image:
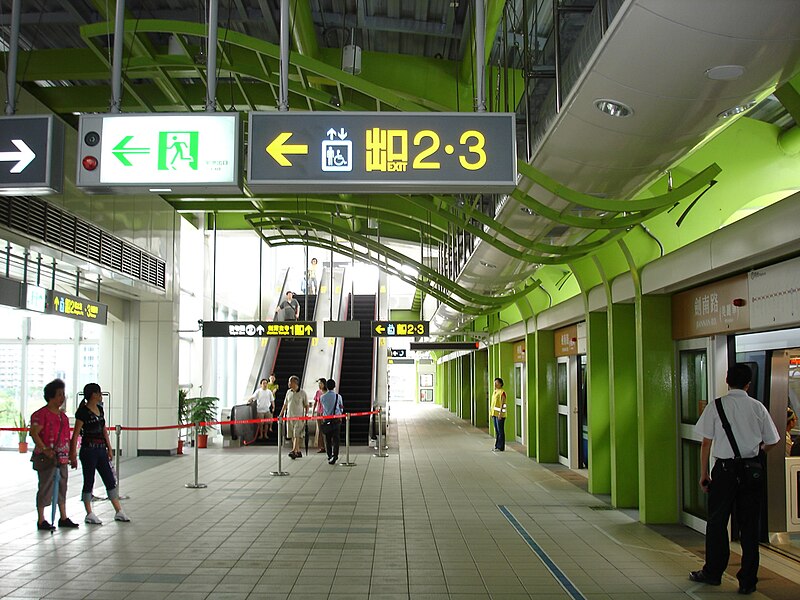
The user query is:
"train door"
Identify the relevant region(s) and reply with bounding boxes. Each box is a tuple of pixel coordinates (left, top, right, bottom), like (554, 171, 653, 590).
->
(556, 356, 579, 467)
(577, 354, 588, 469)
(513, 362, 524, 443)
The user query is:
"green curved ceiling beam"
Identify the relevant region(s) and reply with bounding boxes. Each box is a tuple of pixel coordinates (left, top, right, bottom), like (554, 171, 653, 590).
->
(516, 161, 722, 213)
(246, 212, 542, 312)
(80, 20, 438, 112)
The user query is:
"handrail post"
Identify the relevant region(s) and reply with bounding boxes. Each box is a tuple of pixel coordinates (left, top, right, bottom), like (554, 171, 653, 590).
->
(340, 413, 356, 467)
(374, 408, 388, 458)
(270, 417, 289, 476)
(115, 425, 130, 499)
(185, 424, 208, 488)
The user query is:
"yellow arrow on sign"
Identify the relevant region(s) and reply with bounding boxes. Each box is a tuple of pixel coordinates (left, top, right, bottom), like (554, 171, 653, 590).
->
(375, 324, 386, 334)
(266, 132, 308, 166)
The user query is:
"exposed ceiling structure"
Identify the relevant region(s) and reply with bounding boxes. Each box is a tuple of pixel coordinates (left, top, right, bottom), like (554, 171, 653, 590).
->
(1, 0, 800, 328)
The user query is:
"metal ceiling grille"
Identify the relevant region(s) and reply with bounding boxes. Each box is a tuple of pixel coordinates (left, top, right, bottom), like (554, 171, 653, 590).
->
(0, 196, 166, 290)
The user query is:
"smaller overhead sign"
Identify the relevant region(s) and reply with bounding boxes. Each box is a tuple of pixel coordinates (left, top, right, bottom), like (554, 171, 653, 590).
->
(25, 285, 47, 313)
(389, 348, 407, 358)
(372, 320, 429, 337)
(0, 115, 64, 195)
(48, 291, 108, 325)
(76, 113, 242, 194)
(202, 320, 317, 338)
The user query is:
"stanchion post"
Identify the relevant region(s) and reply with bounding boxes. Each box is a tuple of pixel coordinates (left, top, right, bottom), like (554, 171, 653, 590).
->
(115, 425, 130, 499)
(374, 408, 388, 458)
(340, 413, 356, 467)
(185, 424, 208, 489)
(270, 417, 289, 476)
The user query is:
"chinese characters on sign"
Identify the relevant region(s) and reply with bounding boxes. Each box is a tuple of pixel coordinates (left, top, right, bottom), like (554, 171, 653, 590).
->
(202, 321, 317, 338)
(372, 321, 429, 337)
(671, 274, 749, 340)
(248, 112, 515, 193)
(48, 291, 108, 325)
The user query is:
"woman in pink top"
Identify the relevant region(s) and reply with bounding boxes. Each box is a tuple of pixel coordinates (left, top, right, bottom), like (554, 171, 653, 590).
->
(29, 378, 79, 531)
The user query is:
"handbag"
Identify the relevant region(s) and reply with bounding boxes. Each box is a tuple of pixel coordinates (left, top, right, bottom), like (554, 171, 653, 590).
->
(31, 412, 65, 472)
(715, 398, 765, 487)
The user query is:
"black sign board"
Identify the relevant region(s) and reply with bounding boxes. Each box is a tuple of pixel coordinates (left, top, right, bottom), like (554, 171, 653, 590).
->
(389, 348, 407, 358)
(202, 320, 317, 338)
(48, 291, 108, 325)
(248, 112, 516, 193)
(372, 321, 429, 337)
(410, 342, 480, 351)
(0, 115, 64, 195)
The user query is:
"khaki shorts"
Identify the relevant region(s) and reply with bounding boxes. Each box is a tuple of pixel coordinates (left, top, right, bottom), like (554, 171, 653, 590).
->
(287, 420, 305, 439)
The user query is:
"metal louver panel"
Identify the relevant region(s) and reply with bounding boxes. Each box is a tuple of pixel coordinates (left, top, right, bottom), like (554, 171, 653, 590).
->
(0, 196, 165, 290)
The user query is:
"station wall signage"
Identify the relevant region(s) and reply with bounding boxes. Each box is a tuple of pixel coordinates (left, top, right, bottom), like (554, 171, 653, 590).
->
(389, 348, 407, 358)
(48, 291, 108, 325)
(372, 320, 429, 337)
(0, 115, 64, 195)
(202, 320, 317, 338)
(248, 112, 517, 193)
(76, 113, 242, 194)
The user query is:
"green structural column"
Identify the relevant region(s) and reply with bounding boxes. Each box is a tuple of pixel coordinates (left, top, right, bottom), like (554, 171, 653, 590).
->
(488, 343, 497, 436)
(436, 362, 444, 407)
(587, 311, 611, 494)
(534, 329, 557, 462)
(450, 358, 458, 414)
(637, 295, 678, 523)
(473, 349, 489, 428)
(461, 354, 472, 421)
(525, 332, 537, 459)
(609, 302, 639, 508)
(498, 342, 515, 443)
(442, 361, 450, 410)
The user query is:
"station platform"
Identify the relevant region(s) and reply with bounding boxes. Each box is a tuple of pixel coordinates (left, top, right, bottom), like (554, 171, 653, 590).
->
(1, 404, 799, 600)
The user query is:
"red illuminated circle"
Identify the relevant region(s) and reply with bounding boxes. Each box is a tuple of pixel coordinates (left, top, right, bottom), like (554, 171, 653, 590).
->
(82, 156, 98, 171)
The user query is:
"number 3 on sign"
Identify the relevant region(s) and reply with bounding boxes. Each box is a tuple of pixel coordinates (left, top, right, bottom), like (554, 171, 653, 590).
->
(459, 130, 486, 170)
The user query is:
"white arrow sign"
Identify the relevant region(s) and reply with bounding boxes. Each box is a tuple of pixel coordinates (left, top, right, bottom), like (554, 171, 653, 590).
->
(0, 139, 36, 173)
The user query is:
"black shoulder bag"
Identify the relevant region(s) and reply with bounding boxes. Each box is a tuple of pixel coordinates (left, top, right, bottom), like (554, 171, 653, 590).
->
(715, 398, 765, 487)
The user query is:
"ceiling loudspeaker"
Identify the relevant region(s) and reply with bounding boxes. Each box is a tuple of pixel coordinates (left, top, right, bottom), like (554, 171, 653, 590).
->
(342, 44, 362, 75)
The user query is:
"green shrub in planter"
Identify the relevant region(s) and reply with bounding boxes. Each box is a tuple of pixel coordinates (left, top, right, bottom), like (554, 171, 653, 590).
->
(189, 396, 219, 436)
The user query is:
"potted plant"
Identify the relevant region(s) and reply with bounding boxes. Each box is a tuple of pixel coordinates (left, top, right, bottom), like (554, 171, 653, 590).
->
(16, 413, 28, 453)
(177, 389, 190, 454)
(189, 396, 218, 448)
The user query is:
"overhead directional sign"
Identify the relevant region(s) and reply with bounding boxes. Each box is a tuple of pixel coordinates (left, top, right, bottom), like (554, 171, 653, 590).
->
(202, 320, 317, 338)
(372, 321, 429, 337)
(76, 113, 242, 194)
(48, 291, 108, 325)
(389, 348, 407, 358)
(0, 115, 64, 195)
(248, 112, 516, 193)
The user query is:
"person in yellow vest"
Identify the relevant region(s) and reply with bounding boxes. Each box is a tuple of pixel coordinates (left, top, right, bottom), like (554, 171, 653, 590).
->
(491, 377, 507, 452)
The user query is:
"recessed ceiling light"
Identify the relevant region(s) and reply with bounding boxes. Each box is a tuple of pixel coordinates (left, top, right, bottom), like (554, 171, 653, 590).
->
(479, 260, 496, 269)
(594, 99, 633, 117)
(520, 207, 534, 215)
(705, 65, 745, 81)
(717, 100, 756, 119)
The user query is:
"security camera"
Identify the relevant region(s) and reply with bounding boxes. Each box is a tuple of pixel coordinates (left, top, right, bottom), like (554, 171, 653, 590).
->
(197, 319, 204, 326)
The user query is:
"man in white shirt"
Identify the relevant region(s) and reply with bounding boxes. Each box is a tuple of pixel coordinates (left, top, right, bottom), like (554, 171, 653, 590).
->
(690, 364, 780, 595)
(248, 378, 274, 440)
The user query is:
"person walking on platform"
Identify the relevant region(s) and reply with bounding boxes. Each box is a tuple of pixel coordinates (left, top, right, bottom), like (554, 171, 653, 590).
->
(69, 383, 130, 525)
(690, 364, 779, 595)
(280, 376, 308, 459)
(248, 378, 275, 440)
(30, 379, 79, 531)
(312, 378, 328, 453)
(320, 379, 344, 465)
(279, 291, 300, 321)
(491, 378, 507, 452)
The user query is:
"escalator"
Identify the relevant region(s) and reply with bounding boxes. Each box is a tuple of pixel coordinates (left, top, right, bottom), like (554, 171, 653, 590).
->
(265, 293, 317, 443)
(338, 294, 376, 444)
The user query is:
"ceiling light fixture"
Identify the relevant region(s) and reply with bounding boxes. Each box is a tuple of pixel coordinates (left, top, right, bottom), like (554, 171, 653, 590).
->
(520, 207, 534, 215)
(717, 100, 757, 119)
(705, 65, 745, 81)
(594, 99, 633, 117)
(479, 260, 496, 269)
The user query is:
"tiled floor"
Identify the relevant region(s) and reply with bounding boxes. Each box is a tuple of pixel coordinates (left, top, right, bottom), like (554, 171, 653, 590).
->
(2, 403, 799, 599)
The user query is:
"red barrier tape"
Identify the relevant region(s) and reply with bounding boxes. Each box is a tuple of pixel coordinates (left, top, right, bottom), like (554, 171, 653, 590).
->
(2, 411, 381, 432)
(112, 410, 380, 432)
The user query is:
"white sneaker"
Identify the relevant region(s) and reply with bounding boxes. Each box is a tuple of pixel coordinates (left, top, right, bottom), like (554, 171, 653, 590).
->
(114, 511, 130, 522)
(85, 512, 102, 525)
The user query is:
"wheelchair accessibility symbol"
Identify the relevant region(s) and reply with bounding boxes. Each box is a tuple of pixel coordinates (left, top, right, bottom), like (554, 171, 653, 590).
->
(321, 128, 352, 172)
